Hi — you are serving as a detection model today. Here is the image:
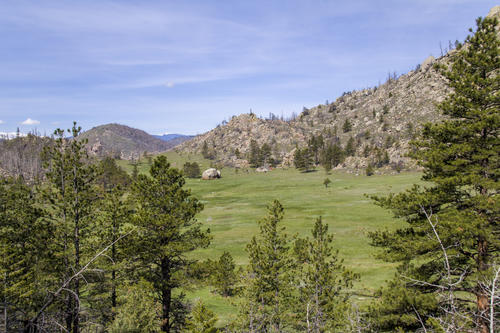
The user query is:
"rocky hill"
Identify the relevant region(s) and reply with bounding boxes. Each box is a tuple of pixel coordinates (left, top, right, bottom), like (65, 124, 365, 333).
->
(79, 123, 177, 160)
(178, 7, 499, 172)
(179, 53, 449, 171)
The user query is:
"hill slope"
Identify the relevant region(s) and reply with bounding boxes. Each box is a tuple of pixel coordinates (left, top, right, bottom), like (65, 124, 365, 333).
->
(179, 7, 499, 172)
(179, 53, 449, 171)
(79, 123, 177, 160)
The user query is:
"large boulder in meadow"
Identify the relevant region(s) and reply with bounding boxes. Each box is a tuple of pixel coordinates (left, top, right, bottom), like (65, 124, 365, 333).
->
(202, 168, 221, 180)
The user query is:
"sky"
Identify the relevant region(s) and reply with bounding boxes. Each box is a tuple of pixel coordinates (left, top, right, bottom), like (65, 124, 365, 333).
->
(0, 0, 497, 136)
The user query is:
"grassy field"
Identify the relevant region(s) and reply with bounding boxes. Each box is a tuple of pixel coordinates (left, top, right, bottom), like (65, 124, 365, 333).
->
(117, 152, 423, 324)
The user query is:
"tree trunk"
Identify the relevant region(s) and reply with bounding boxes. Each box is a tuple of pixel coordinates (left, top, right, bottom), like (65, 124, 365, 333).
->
(161, 257, 171, 333)
(111, 218, 117, 319)
(477, 236, 489, 333)
(73, 205, 80, 333)
(3, 274, 7, 333)
(65, 293, 73, 332)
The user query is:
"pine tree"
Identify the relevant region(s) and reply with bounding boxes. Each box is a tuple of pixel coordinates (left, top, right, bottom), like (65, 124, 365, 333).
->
(342, 119, 352, 133)
(0, 178, 49, 331)
(109, 280, 161, 332)
(293, 217, 357, 332)
(368, 17, 499, 332)
(186, 300, 219, 333)
(201, 141, 210, 159)
(96, 157, 131, 190)
(323, 177, 331, 188)
(240, 200, 294, 332)
(129, 156, 210, 332)
(92, 186, 131, 324)
(131, 163, 139, 180)
(211, 252, 237, 297)
(294, 147, 314, 172)
(249, 139, 261, 168)
(345, 136, 356, 156)
(42, 122, 98, 333)
(260, 143, 272, 166)
(183, 162, 201, 178)
(294, 147, 304, 170)
(365, 163, 374, 176)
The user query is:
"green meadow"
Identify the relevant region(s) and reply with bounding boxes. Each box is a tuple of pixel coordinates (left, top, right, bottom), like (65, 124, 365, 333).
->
(118, 152, 424, 323)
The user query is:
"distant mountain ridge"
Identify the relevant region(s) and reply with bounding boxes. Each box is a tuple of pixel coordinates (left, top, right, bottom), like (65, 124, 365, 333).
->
(79, 123, 186, 160)
(154, 133, 194, 142)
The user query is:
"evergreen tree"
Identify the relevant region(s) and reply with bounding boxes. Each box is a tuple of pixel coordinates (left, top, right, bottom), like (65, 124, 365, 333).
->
(42, 122, 98, 333)
(201, 141, 210, 159)
(186, 300, 219, 333)
(211, 252, 237, 297)
(294, 147, 304, 170)
(294, 147, 314, 172)
(365, 163, 374, 176)
(308, 134, 324, 165)
(342, 119, 352, 133)
(240, 200, 294, 332)
(96, 157, 131, 190)
(109, 280, 161, 333)
(324, 142, 345, 168)
(260, 143, 272, 166)
(369, 17, 499, 332)
(183, 162, 201, 178)
(131, 163, 139, 180)
(323, 177, 331, 188)
(129, 156, 210, 332)
(92, 186, 131, 325)
(249, 139, 261, 168)
(0, 178, 49, 331)
(293, 217, 357, 332)
(345, 136, 356, 156)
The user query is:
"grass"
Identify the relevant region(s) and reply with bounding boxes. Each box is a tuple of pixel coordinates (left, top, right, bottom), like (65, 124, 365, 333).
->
(118, 151, 424, 324)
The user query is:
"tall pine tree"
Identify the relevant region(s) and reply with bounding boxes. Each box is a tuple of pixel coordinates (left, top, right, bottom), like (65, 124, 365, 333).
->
(369, 16, 499, 332)
(293, 217, 357, 332)
(240, 200, 294, 332)
(42, 122, 98, 333)
(129, 155, 210, 332)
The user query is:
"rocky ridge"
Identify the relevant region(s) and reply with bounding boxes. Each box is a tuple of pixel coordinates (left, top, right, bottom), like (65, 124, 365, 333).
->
(179, 53, 450, 171)
(178, 7, 499, 172)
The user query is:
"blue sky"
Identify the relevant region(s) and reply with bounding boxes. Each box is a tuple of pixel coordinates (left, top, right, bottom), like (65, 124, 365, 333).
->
(0, 0, 496, 135)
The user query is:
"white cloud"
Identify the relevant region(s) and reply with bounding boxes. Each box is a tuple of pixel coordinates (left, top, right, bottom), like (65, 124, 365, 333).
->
(0, 120, 4, 124)
(166, 82, 175, 88)
(21, 118, 40, 125)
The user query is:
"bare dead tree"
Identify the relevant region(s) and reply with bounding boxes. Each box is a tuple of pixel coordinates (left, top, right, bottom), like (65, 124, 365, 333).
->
(478, 264, 500, 333)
